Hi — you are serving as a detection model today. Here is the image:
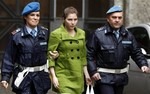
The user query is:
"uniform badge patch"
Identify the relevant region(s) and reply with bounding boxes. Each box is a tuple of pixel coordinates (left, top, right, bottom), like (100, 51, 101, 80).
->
(40, 42, 47, 45)
(122, 41, 132, 44)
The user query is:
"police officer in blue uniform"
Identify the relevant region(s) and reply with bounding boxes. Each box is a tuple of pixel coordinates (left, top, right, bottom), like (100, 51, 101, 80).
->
(86, 6, 149, 94)
(0, 2, 54, 94)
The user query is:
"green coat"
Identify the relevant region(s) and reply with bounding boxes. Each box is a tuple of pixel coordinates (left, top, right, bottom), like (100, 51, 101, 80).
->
(48, 24, 87, 94)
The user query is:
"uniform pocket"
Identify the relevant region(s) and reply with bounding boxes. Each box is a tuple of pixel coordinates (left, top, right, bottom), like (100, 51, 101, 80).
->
(122, 41, 132, 60)
(20, 48, 32, 65)
(101, 45, 115, 63)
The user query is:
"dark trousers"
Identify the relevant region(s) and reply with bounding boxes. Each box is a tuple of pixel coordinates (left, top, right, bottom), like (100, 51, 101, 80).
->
(13, 71, 50, 94)
(82, 80, 124, 94)
(95, 83, 124, 94)
(13, 79, 48, 94)
(14, 81, 37, 94)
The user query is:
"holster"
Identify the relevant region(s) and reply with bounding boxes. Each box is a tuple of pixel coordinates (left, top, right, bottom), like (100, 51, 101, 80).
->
(14, 68, 29, 87)
(14, 63, 48, 88)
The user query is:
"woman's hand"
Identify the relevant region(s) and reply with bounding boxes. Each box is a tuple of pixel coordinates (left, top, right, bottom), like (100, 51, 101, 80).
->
(52, 76, 59, 89)
(49, 51, 59, 60)
(49, 67, 59, 89)
(85, 76, 92, 85)
(83, 66, 92, 85)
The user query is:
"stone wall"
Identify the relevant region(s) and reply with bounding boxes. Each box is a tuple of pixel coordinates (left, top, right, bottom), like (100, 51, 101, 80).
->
(114, 0, 150, 27)
(125, 0, 150, 26)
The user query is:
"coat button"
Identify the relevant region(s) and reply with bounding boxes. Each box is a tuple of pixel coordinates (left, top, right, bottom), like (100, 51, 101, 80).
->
(71, 57, 74, 59)
(77, 49, 79, 51)
(71, 49, 73, 52)
(70, 41, 72, 44)
(77, 56, 80, 59)
(76, 40, 79, 44)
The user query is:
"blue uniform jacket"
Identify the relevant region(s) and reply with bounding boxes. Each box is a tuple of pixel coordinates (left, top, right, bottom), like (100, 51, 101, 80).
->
(86, 23, 148, 85)
(1, 25, 51, 91)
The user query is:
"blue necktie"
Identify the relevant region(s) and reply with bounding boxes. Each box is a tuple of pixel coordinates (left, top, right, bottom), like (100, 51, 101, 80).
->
(31, 29, 36, 37)
(114, 31, 119, 39)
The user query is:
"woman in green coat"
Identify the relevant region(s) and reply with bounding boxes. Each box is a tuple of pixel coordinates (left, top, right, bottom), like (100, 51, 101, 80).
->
(48, 6, 91, 94)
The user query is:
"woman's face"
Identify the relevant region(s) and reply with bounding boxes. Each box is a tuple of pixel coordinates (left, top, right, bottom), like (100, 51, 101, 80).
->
(24, 11, 40, 28)
(64, 13, 78, 31)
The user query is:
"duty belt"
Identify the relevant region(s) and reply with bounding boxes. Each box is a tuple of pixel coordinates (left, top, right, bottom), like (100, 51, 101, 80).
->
(97, 65, 129, 74)
(21, 64, 48, 72)
(14, 63, 49, 87)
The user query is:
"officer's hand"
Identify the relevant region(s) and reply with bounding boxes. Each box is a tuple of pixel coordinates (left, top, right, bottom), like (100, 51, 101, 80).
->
(141, 66, 149, 73)
(91, 73, 101, 81)
(1, 81, 8, 89)
(49, 51, 59, 60)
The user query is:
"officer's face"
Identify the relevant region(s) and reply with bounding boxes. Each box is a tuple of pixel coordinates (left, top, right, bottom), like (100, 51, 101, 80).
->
(64, 13, 78, 31)
(107, 12, 123, 29)
(24, 11, 40, 28)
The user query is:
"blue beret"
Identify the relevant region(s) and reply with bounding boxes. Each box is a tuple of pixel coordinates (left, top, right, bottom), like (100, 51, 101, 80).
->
(106, 6, 122, 14)
(22, 2, 40, 16)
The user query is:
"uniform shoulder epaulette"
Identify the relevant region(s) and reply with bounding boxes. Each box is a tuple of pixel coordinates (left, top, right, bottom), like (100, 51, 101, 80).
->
(11, 28, 21, 35)
(125, 28, 129, 32)
(41, 26, 48, 30)
(97, 27, 105, 31)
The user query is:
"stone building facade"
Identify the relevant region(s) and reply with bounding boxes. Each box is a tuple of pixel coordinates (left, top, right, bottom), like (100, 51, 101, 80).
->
(1, 0, 150, 63)
(116, 0, 150, 26)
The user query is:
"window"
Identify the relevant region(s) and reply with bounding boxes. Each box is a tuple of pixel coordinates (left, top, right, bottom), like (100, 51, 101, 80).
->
(84, 0, 113, 38)
(88, 0, 110, 18)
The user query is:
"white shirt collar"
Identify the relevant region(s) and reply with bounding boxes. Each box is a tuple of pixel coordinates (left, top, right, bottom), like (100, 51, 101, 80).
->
(26, 26, 38, 36)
